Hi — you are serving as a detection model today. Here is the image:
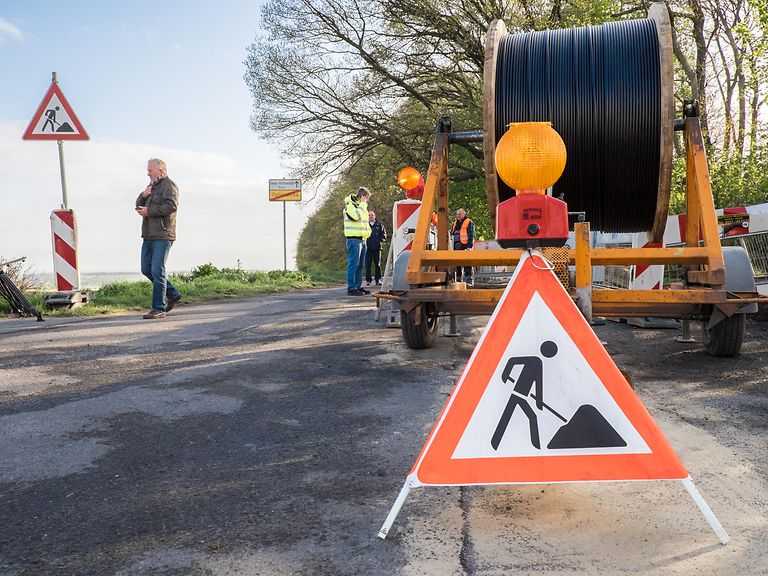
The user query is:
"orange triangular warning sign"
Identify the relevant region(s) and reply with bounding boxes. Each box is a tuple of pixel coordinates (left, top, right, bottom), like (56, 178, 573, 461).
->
(23, 82, 89, 141)
(410, 250, 687, 486)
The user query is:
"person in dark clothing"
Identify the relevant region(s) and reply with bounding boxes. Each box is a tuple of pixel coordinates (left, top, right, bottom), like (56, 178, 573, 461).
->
(365, 210, 387, 286)
(451, 208, 475, 284)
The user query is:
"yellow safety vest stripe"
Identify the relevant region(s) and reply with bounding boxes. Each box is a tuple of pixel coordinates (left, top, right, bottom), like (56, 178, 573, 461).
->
(343, 196, 370, 238)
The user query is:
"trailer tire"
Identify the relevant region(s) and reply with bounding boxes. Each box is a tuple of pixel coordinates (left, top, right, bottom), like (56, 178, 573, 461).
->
(401, 304, 439, 349)
(702, 314, 745, 357)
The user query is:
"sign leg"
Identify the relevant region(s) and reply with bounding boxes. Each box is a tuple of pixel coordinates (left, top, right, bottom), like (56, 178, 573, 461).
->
(682, 476, 730, 544)
(378, 477, 413, 540)
(57, 139, 69, 209)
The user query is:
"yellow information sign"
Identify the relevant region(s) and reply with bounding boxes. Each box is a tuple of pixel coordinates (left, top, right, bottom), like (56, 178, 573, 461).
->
(269, 179, 302, 202)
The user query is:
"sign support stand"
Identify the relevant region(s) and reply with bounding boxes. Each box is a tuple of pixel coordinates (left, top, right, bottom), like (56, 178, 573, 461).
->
(682, 476, 730, 544)
(283, 200, 287, 271)
(378, 477, 413, 539)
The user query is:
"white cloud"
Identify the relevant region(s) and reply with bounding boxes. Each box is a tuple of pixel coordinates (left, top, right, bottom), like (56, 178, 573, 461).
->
(0, 122, 307, 277)
(0, 18, 23, 43)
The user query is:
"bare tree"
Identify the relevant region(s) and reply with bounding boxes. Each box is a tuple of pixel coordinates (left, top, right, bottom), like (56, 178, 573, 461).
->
(244, 0, 594, 184)
(245, 0, 484, 182)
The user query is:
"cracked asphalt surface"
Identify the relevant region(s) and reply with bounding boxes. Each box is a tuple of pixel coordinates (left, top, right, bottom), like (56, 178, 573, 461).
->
(0, 288, 766, 575)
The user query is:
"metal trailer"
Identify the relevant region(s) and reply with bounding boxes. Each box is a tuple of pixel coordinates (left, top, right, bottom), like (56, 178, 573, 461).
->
(375, 110, 767, 357)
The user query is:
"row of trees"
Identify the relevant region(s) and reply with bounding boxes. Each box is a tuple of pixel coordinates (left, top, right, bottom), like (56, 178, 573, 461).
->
(245, 0, 768, 271)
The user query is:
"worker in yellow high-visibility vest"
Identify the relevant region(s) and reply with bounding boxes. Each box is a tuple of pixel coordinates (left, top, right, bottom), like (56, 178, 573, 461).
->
(343, 187, 372, 296)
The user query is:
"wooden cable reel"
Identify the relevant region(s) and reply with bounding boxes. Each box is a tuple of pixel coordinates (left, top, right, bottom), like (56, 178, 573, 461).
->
(483, 3, 674, 241)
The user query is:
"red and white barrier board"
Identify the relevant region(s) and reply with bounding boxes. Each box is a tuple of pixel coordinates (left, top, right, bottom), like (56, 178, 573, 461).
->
(50, 209, 80, 291)
(631, 232, 663, 290)
(663, 203, 768, 245)
(592, 203, 768, 292)
(393, 199, 422, 260)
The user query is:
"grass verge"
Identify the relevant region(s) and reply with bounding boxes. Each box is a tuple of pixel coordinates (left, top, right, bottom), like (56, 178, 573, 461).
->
(0, 266, 343, 318)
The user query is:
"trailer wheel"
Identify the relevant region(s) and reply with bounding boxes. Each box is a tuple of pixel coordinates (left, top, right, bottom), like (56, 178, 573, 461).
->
(702, 314, 745, 357)
(401, 304, 439, 349)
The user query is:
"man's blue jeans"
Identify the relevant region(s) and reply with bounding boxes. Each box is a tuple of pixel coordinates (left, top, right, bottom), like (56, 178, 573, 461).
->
(346, 238, 367, 291)
(141, 240, 181, 312)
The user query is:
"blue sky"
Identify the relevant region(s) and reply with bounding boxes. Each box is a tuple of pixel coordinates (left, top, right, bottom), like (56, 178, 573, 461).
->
(0, 1, 313, 274)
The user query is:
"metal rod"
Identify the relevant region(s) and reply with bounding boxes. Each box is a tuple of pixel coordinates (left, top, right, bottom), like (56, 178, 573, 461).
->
(57, 140, 68, 209)
(378, 477, 413, 539)
(283, 200, 287, 271)
(675, 318, 696, 343)
(0, 257, 27, 268)
(682, 476, 730, 544)
(448, 130, 483, 144)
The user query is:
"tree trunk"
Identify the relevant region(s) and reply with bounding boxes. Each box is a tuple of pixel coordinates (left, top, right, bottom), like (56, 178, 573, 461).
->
(691, 0, 712, 150)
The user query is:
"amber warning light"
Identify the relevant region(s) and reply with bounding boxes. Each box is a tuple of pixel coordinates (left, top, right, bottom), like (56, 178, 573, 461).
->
(494, 122, 569, 248)
(397, 166, 424, 199)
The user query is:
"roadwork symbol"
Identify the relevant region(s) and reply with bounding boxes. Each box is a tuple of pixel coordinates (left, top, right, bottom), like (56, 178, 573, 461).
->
(492, 339, 627, 452)
(23, 82, 88, 141)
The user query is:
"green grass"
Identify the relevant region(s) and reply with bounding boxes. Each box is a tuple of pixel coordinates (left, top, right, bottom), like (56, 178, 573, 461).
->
(296, 264, 346, 284)
(0, 265, 344, 318)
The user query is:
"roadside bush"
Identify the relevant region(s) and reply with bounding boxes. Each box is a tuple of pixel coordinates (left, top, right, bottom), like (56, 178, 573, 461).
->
(190, 262, 220, 278)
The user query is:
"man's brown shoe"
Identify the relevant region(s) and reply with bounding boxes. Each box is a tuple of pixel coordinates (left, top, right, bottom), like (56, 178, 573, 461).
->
(166, 295, 182, 312)
(143, 310, 166, 319)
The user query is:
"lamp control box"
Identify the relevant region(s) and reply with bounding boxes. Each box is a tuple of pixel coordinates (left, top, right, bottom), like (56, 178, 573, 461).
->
(496, 194, 569, 248)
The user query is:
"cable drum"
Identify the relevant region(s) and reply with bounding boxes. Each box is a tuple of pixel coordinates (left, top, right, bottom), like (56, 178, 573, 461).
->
(482, 4, 674, 238)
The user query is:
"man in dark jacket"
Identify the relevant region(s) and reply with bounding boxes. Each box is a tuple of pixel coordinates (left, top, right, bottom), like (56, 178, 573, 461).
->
(135, 158, 181, 319)
(365, 210, 387, 286)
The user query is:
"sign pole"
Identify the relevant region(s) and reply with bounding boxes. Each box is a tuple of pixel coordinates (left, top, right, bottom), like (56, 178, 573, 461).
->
(23, 71, 90, 308)
(50, 72, 69, 209)
(57, 139, 69, 209)
(268, 179, 301, 271)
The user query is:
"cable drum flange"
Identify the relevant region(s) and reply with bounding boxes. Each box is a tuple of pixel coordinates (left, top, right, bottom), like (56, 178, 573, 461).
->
(483, 3, 673, 238)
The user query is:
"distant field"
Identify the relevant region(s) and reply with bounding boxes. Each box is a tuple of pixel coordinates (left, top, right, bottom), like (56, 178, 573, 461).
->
(35, 272, 150, 290)
(79, 272, 147, 288)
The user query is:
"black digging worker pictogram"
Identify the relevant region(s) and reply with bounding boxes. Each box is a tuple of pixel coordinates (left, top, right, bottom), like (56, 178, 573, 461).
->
(491, 340, 559, 450)
(491, 340, 628, 451)
(42, 106, 74, 133)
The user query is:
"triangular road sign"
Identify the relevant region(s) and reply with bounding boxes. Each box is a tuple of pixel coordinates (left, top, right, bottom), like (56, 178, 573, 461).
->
(379, 250, 728, 543)
(411, 250, 687, 486)
(23, 82, 89, 141)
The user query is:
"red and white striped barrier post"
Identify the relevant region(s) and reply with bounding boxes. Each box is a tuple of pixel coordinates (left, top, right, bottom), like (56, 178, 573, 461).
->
(392, 199, 423, 261)
(50, 209, 80, 291)
(631, 232, 663, 290)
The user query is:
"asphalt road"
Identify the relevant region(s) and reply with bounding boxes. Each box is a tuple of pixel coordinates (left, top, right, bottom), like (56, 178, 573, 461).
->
(0, 288, 766, 575)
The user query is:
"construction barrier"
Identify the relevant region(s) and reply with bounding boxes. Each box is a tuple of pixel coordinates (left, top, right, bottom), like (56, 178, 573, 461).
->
(50, 209, 80, 291)
(393, 199, 422, 261)
(594, 202, 768, 295)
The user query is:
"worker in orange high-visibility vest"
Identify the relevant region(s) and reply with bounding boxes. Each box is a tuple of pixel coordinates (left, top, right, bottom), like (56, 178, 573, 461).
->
(450, 208, 475, 285)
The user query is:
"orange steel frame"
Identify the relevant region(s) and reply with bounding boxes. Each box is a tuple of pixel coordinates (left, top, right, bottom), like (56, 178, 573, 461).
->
(387, 116, 763, 318)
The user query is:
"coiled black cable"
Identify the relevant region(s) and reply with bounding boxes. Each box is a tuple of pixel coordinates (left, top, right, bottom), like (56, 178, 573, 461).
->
(494, 18, 661, 232)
